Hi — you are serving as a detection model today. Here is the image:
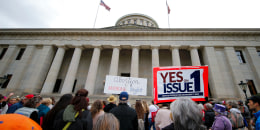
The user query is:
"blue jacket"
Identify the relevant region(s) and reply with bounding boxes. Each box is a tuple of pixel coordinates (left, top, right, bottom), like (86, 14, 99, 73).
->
(254, 110, 260, 130)
(6, 101, 23, 113)
(37, 104, 50, 119)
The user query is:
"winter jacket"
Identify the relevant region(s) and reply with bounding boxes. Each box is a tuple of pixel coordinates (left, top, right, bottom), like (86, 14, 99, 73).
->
(110, 103, 138, 130)
(104, 103, 117, 113)
(14, 107, 39, 123)
(254, 110, 260, 130)
(204, 109, 215, 129)
(228, 108, 245, 130)
(211, 115, 232, 130)
(6, 101, 23, 113)
(37, 104, 50, 123)
(53, 105, 93, 130)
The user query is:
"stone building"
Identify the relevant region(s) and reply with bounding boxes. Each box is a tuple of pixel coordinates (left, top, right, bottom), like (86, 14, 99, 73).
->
(0, 13, 260, 101)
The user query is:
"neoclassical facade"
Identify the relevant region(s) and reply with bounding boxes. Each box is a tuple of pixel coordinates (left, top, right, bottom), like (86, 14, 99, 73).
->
(0, 14, 260, 100)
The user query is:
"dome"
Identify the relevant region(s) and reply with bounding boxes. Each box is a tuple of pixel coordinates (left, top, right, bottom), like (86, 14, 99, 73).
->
(115, 13, 159, 28)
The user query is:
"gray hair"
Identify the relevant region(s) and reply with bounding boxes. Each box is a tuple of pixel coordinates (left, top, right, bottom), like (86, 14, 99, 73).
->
(170, 98, 206, 130)
(204, 103, 213, 110)
(226, 100, 238, 108)
(93, 113, 119, 130)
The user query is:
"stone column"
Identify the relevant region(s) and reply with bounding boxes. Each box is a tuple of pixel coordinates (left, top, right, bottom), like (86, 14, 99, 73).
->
(0, 45, 18, 75)
(60, 46, 83, 94)
(190, 45, 201, 66)
(130, 46, 139, 77)
(21, 45, 55, 93)
(171, 45, 181, 66)
(41, 45, 67, 94)
(224, 46, 245, 98)
(109, 46, 120, 76)
(202, 46, 224, 98)
(85, 46, 101, 95)
(152, 46, 160, 68)
(7, 45, 35, 91)
(245, 47, 260, 91)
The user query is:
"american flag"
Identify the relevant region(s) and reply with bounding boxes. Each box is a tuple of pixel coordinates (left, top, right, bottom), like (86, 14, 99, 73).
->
(166, 1, 171, 14)
(100, 0, 111, 11)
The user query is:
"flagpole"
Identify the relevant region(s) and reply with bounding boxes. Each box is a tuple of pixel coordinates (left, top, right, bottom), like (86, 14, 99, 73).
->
(167, 0, 170, 28)
(93, 1, 100, 28)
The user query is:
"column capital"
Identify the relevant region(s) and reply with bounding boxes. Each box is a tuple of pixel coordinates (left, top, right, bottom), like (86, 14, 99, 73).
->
(189, 45, 200, 50)
(151, 45, 160, 49)
(92, 45, 103, 50)
(131, 45, 140, 49)
(189, 45, 200, 49)
(56, 44, 68, 50)
(112, 45, 121, 50)
(170, 45, 181, 49)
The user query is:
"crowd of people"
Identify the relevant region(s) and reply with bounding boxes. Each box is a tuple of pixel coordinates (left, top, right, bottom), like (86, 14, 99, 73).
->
(1, 90, 260, 130)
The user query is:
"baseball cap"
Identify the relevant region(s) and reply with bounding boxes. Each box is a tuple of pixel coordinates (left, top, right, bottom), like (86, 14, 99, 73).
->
(25, 94, 34, 99)
(248, 95, 260, 105)
(119, 91, 128, 101)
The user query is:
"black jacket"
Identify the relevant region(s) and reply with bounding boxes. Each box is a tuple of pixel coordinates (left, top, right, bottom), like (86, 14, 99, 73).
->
(53, 108, 92, 130)
(110, 103, 138, 130)
(204, 109, 215, 129)
(104, 103, 117, 113)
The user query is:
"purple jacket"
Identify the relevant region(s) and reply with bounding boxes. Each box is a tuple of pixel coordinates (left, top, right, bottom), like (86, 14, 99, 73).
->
(211, 115, 232, 130)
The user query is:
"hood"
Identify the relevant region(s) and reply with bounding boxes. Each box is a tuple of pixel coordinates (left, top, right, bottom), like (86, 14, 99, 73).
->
(230, 108, 241, 114)
(63, 105, 76, 122)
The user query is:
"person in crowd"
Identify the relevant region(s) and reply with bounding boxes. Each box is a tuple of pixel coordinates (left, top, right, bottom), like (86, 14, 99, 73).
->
(7, 94, 34, 113)
(42, 94, 73, 130)
(211, 104, 232, 130)
(0, 93, 14, 114)
(93, 113, 120, 130)
(104, 95, 117, 113)
(110, 91, 138, 130)
(48, 97, 55, 109)
(14, 95, 42, 123)
(204, 103, 215, 129)
(198, 103, 205, 123)
(0, 113, 42, 130)
(226, 100, 246, 130)
(91, 100, 105, 127)
(162, 98, 206, 130)
(0, 94, 8, 114)
(102, 100, 107, 108)
(148, 100, 159, 130)
(155, 103, 172, 130)
(7, 96, 19, 107)
(247, 95, 260, 130)
(37, 98, 51, 126)
(53, 89, 92, 130)
(238, 100, 251, 130)
(142, 100, 149, 130)
(135, 100, 145, 130)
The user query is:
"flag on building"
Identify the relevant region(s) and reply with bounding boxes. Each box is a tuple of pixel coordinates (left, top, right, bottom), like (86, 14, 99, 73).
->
(100, 0, 111, 11)
(166, 1, 171, 14)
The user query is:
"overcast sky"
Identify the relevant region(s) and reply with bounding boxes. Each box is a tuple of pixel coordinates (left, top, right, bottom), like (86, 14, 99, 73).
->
(0, 0, 259, 28)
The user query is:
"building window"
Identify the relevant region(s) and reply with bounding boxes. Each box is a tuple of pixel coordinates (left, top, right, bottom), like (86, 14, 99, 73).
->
(134, 19, 137, 24)
(140, 19, 143, 25)
(257, 51, 260, 57)
(0, 48, 8, 60)
(146, 21, 149, 26)
(235, 50, 246, 63)
(128, 19, 131, 24)
(16, 48, 25, 60)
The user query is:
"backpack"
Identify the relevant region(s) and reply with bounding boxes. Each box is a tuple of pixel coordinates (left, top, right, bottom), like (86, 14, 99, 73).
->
(151, 105, 159, 122)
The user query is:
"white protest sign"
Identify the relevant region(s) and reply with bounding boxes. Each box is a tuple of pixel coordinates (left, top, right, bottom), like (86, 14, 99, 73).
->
(104, 75, 147, 95)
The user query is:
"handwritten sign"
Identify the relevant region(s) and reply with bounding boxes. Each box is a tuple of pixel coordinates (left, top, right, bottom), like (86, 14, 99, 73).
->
(153, 66, 208, 104)
(104, 75, 147, 95)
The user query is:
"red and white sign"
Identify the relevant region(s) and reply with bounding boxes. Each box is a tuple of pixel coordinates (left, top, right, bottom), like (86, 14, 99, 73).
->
(153, 66, 208, 104)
